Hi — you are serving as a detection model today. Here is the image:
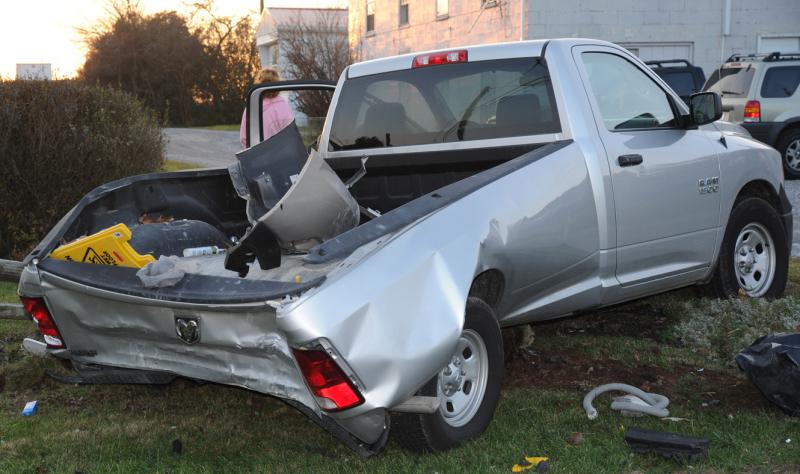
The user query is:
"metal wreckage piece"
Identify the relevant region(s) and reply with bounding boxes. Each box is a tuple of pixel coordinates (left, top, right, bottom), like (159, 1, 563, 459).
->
(225, 126, 360, 276)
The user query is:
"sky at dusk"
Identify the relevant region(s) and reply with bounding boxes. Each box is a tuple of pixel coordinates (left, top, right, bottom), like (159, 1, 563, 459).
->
(0, 0, 347, 79)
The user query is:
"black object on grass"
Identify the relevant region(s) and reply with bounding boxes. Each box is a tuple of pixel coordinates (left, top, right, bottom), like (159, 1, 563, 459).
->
(736, 333, 800, 416)
(172, 438, 183, 455)
(624, 427, 709, 461)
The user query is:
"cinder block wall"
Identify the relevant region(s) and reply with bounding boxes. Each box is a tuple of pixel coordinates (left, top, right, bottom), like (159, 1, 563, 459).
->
(527, 0, 800, 75)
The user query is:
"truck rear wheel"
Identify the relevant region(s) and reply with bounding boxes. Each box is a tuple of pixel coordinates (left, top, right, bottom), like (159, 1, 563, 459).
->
(710, 197, 788, 298)
(392, 297, 504, 452)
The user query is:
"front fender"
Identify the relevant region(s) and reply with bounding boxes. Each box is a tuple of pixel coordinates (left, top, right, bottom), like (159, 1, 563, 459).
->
(712, 133, 785, 268)
(718, 134, 784, 228)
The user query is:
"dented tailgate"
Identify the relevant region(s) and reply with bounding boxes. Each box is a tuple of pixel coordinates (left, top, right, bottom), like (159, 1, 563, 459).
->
(32, 267, 317, 411)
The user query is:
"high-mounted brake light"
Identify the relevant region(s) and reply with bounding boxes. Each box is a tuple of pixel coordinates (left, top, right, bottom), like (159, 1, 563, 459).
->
(744, 100, 761, 123)
(20, 296, 64, 348)
(292, 346, 364, 411)
(412, 50, 467, 68)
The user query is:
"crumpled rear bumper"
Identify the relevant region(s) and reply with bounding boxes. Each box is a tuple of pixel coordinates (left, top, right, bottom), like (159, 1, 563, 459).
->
(24, 266, 389, 455)
(39, 270, 315, 406)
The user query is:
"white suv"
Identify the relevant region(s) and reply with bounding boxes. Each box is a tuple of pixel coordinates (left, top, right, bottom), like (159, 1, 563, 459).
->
(705, 52, 800, 178)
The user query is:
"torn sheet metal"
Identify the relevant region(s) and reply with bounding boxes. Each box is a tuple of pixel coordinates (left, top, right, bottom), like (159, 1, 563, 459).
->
(229, 120, 359, 261)
(229, 122, 308, 221)
(258, 149, 359, 251)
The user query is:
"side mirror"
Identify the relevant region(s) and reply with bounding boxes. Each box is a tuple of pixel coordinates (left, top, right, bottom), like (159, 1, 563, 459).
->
(688, 92, 722, 126)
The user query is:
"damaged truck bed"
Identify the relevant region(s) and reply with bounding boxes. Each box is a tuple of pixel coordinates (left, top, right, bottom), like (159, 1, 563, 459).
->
(18, 39, 791, 455)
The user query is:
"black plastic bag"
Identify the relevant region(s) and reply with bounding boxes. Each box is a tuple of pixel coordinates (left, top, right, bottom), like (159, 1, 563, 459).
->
(735, 333, 800, 416)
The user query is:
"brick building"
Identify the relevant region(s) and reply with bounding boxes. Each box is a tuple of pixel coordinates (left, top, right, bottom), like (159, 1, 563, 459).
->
(348, 0, 800, 75)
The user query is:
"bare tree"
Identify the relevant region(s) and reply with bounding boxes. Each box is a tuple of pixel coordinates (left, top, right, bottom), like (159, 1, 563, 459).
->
(188, 0, 261, 123)
(278, 11, 352, 118)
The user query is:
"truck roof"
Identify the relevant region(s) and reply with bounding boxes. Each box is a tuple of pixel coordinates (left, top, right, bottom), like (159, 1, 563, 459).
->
(347, 38, 618, 79)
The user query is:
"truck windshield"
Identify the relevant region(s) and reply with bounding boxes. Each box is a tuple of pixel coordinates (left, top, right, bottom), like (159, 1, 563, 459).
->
(328, 57, 560, 151)
(704, 65, 755, 98)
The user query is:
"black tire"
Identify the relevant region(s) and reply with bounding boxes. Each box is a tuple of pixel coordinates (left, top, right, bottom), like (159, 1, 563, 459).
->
(709, 197, 788, 298)
(777, 128, 800, 180)
(391, 297, 504, 452)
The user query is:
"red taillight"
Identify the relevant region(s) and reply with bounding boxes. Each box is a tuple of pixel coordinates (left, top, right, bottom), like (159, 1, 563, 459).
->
(744, 100, 761, 123)
(20, 296, 64, 348)
(412, 49, 467, 68)
(291, 347, 363, 411)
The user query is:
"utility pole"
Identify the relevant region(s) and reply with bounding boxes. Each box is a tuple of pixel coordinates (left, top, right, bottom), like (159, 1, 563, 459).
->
(260, 0, 264, 13)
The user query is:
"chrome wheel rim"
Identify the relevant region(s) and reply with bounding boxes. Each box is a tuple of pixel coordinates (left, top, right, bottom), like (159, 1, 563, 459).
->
(437, 329, 488, 427)
(733, 222, 776, 297)
(786, 139, 800, 171)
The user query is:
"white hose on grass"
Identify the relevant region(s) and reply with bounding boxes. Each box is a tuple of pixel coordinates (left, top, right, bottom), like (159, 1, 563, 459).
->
(582, 383, 670, 420)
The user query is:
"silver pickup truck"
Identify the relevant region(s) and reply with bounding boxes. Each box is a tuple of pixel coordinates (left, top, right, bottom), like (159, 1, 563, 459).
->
(18, 38, 792, 455)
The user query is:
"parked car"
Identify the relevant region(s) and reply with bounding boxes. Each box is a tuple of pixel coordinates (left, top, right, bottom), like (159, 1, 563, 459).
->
(19, 39, 791, 456)
(645, 59, 706, 104)
(704, 52, 800, 178)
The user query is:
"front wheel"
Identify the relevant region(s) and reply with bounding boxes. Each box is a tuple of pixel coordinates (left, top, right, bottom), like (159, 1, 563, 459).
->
(392, 297, 504, 452)
(709, 197, 788, 298)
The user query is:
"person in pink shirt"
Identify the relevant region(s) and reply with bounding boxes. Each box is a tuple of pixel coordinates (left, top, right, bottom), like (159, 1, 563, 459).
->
(239, 68, 294, 148)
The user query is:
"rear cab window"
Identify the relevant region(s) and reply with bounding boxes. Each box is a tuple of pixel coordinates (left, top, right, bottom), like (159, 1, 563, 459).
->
(328, 57, 561, 151)
(704, 64, 756, 98)
(760, 66, 800, 98)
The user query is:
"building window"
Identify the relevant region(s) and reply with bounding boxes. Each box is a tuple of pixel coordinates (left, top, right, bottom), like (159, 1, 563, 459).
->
(399, 0, 409, 26)
(366, 0, 375, 33)
(481, 0, 499, 7)
(436, 0, 448, 18)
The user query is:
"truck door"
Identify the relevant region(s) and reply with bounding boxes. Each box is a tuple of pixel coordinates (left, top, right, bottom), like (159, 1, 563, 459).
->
(572, 46, 721, 286)
(243, 80, 337, 149)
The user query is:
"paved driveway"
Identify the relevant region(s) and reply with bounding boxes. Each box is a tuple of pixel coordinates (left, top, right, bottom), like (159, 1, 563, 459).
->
(163, 128, 240, 168)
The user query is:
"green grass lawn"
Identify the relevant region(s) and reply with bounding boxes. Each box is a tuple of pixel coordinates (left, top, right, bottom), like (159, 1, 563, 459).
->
(193, 124, 239, 132)
(2, 263, 800, 472)
(0, 281, 17, 303)
(162, 160, 205, 172)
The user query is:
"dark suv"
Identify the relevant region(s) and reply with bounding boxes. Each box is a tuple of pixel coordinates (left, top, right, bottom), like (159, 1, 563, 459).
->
(646, 59, 706, 104)
(705, 52, 800, 178)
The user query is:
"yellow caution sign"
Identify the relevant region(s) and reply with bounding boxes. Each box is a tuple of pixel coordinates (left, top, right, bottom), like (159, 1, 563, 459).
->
(50, 223, 155, 268)
(512, 456, 549, 472)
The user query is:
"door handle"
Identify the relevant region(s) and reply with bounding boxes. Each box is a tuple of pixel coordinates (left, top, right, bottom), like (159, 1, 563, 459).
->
(618, 154, 643, 167)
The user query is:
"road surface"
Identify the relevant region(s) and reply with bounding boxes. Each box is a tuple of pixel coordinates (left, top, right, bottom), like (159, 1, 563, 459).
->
(164, 128, 240, 168)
